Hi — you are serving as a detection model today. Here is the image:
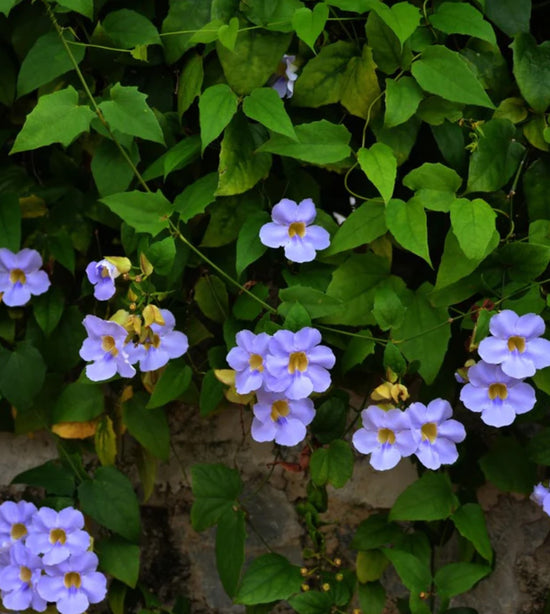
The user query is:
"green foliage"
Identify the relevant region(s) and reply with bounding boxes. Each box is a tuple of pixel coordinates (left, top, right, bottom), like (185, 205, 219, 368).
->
(390, 472, 459, 522)
(96, 537, 140, 588)
(100, 191, 172, 236)
(310, 439, 353, 488)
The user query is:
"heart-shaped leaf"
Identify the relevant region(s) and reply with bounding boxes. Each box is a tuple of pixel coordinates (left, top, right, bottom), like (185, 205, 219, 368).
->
(292, 3, 329, 52)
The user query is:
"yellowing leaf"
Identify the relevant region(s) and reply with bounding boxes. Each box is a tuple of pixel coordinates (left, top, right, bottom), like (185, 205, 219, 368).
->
(52, 420, 97, 439)
(19, 195, 47, 218)
(95, 416, 117, 466)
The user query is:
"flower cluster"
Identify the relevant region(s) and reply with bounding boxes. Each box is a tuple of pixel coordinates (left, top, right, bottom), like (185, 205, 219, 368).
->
(0, 501, 106, 614)
(0, 248, 50, 307)
(226, 327, 336, 446)
(459, 310, 550, 427)
(352, 398, 466, 471)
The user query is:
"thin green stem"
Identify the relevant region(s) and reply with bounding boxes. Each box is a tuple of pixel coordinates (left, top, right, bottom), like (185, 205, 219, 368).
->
(505, 149, 529, 241)
(66, 40, 133, 54)
(317, 324, 387, 344)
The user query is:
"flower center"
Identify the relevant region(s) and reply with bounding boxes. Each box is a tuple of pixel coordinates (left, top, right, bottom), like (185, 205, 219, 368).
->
(507, 336, 526, 353)
(421, 422, 438, 443)
(288, 222, 306, 238)
(9, 269, 26, 285)
(377, 428, 396, 445)
(270, 400, 290, 422)
(488, 382, 508, 400)
(288, 351, 308, 374)
(249, 353, 263, 372)
(64, 572, 82, 589)
(19, 566, 32, 584)
(49, 528, 67, 545)
(100, 265, 111, 278)
(10, 523, 27, 540)
(101, 335, 119, 356)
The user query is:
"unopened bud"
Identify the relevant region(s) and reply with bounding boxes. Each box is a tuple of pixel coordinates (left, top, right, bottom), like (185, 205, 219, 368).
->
(335, 573, 343, 582)
(333, 558, 342, 567)
(301, 584, 310, 592)
(300, 567, 308, 576)
(321, 583, 330, 592)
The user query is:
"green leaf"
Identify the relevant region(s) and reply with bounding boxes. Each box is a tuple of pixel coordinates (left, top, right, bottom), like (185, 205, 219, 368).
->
(326, 201, 387, 255)
(479, 436, 537, 494)
(524, 158, 550, 220)
(484, 0, 531, 37)
(12, 460, 75, 496)
(373, 282, 405, 330)
(450, 198, 496, 260)
(279, 287, 343, 320)
(390, 473, 459, 522)
(527, 425, 550, 464)
(174, 173, 218, 222)
(357, 143, 397, 204)
(281, 301, 312, 331)
(411, 46, 495, 108)
(190, 463, 243, 531)
(430, 3, 496, 45)
(434, 563, 490, 598)
(235, 553, 302, 605)
(52, 382, 104, 423)
(194, 275, 229, 323)
(156, 136, 202, 179)
(357, 582, 386, 614)
(243, 88, 296, 139)
(0, 194, 21, 252)
(0, 343, 46, 410)
(217, 17, 239, 51)
(92, 139, 140, 196)
(56, 0, 93, 18)
(340, 45, 381, 119)
(258, 120, 351, 164)
(341, 330, 375, 372)
(403, 162, 462, 213)
(370, 1, 421, 47)
(10, 87, 95, 153)
(467, 119, 525, 193)
(383, 342, 407, 376)
(98, 83, 165, 145)
(95, 416, 116, 467)
(162, 0, 213, 63)
(385, 198, 431, 265)
(0, 0, 18, 17)
(242, 0, 304, 32)
(103, 9, 161, 49)
(236, 211, 270, 276)
(381, 549, 431, 592)
(511, 33, 550, 114)
(366, 11, 410, 75)
(384, 76, 424, 128)
(310, 396, 348, 444)
(0, 46, 16, 106)
(199, 84, 239, 152)
(292, 4, 328, 51)
(451, 503, 493, 563)
(310, 439, 354, 488)
(352, 514, 402, 551)
(199, 369, 225, 417)
(494, 97, 528, 124)
(289, 590, 332, 614)
(146, 237, 176, 275)
(78, 466, 141, 542)
(216, 114, 272, 196)
(100, 190, 172, 237)
(123, 394, 170, 461)
(147, 361, 192, 409)
(33, 287, 64, 336)
(96, 537, 140, 588)
(233, 284, 270, 320)
(201, 194, 258, 247)
(495, 242, 550, 282)
(356, 550, 389, 583)
(372, 115, 421, 166)
(217, 29, 292, 95)
(17, 31, 86, 97)
(177, 53, 204, 118)
(216, 509, 246, 598)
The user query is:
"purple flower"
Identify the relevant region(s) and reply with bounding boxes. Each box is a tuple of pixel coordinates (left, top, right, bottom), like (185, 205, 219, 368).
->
(478, 310, 550, 378)
(251, 389, 315, 446)
(352, 407, 418, 471)
(259, 198, 330, 263)
(226, 330, 271, 394)
(26, 507, 90, 566)
(0, 248, 50, 307)
(36, 551, 106, 614)
(126, 309, 189, 372)
(531, 483, 550, 516)
(407, 399, 466, 470)
(264, 327, 335, 399)
(271, 55, 298, 99)
(85, 259, 120, 301)
(459, 361, 536, 427)
(79, 315, 136, 381)
(0, 501, 37, 548)
(0, 541, 46, 612)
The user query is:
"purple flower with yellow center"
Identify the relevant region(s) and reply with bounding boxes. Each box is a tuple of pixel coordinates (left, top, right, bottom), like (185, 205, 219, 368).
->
(0, 501, 37, 548)
(0, 541, 46, 612)
(352, 407, 417, 471)
(264, 327, 335, 400)
(531, 483, 550, 516)
(259, 198, 330, 263)
(251, 389, 315, 447)
(226, 330, 271, 394)
(36, 551, 106, 614)
(478, 310, 550, 378)
(459, 360, 536, 427)
(79, 315, 136, 381)
(271, 54, 298, 99)
(0, 248, 50, 307)
(26, 507, 90, 566)
(407, 399, 466, 470)
(85, 259, 120, 301)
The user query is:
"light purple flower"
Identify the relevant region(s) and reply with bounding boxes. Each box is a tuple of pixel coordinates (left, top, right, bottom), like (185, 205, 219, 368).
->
(0, 541, 46, 612)
(271, 54, 298, 98)
(478, 310, 550, 378)
(26, 507, 90, 566)
(259, 198, 330, 263)
(226, 330, 271, 394)
(251, 389, 315, 446)
(0, 248, 50, 307)
(531, 483, 550, 516)
(36, 551, 106, 614)
(460, 361, 536, 427)
(352, 407, 418, 471)
(407, 399, 466, 470)
(0, 501, 37, 548)
(79, 315, 136, 381)
(264, 327, 335, 400)
(85, 259, 120, 301)
(126, 309, 189, 372)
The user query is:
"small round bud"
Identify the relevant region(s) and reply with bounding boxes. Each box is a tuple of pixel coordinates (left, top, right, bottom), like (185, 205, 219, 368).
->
(333, 557, 342, 567)
(321, 583, 330, 592)
(335, 573, 343, 582)
(301, 584, 310, 592)
(300, 567, 308, 577)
